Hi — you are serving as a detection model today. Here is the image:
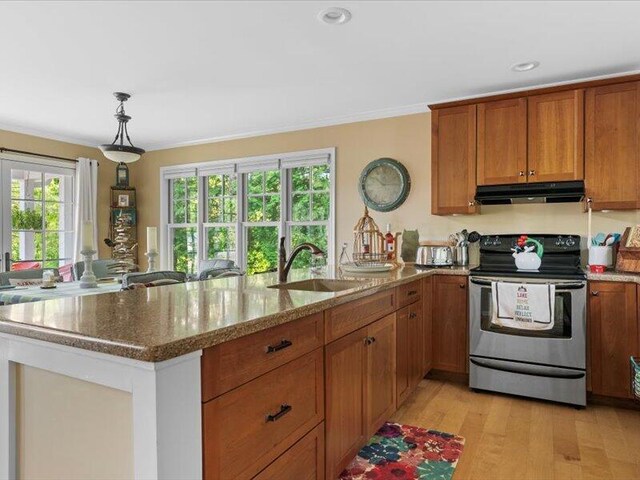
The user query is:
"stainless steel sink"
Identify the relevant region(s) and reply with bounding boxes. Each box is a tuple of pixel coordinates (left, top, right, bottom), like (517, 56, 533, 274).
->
(268, 279, 363, 293)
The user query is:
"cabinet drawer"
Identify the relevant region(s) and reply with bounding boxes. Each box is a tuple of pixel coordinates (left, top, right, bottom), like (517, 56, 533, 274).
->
(201, 313, 323, 401)
(325, 289, 396, 343)
(254, 423, 325, 480)
(397, 279, 422, 308)
(203, 349, 324, 480)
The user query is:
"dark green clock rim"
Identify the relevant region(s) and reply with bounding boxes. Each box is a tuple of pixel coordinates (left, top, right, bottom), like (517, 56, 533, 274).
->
(358, 157, 411, 212)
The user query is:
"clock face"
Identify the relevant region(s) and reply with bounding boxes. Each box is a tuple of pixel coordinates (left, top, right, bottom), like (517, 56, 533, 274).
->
(359, 158, 410, 212)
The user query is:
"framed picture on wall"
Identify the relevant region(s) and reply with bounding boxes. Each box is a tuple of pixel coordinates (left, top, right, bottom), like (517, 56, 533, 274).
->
(117, 194, 130, 207)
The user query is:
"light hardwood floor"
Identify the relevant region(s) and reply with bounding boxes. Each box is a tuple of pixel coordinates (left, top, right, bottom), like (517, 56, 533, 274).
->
(391, 379, 640, 480)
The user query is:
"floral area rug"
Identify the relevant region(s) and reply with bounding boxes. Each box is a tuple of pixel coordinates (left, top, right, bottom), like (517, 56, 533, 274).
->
(339, 422, 465, 480)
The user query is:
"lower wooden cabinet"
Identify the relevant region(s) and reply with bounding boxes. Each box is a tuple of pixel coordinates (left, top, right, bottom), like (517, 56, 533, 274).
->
(325, 314, 396, 480)
(432, 276, 468, 373)
(588, 281, 639, 398)
(422, 277, 433, 374)
(396, 301, 424, 406)
(254, 423, 325, 480)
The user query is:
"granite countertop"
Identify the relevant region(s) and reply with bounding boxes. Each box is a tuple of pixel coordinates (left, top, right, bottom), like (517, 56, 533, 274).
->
(586, 270, 640, 284)
(0, 265, 471, 362)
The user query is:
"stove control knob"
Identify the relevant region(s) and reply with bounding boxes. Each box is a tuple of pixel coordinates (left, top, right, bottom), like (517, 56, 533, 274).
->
(565, 237, 576, 247)
(555, 236, 564, 246)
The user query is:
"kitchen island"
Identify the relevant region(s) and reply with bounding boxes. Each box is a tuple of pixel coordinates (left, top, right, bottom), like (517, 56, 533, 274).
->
(0, 265, 468, 480)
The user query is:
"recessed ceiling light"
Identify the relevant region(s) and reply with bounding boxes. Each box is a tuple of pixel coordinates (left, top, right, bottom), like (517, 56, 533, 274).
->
(318, 7, 352, 25)
(511, 61, 540, 72)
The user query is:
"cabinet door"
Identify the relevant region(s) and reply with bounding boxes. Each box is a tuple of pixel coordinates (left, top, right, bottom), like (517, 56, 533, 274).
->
(528, 90, 584, 182)
(585, 82, 640, 210)
(477, 98, 527, 185)
(408, 300, 424, 388)
(422, 276, 433, 375)
(431, 105, 477, 215)
(325, 328, 367, 480)
(589, 282, 639, 398)
(365, 314, 396, 437)
(395, 306, 411, 406)
(432, 276, 468, 373)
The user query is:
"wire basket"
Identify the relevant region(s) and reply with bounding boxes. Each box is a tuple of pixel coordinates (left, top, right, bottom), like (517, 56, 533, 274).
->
(632, 357, 640, 401)
(353, 206, 387, 265)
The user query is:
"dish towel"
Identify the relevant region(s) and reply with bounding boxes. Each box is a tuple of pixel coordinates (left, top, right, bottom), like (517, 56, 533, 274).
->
(491, 281, 555, 331)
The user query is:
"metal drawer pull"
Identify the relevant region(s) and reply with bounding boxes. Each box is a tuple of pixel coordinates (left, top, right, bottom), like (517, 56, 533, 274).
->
(409, 312, 417, 319)
(266, 404, 292, 422)
(459, 284, 465, 288)
(265, 339, 293, 353)
(407, 290, 418, 296)
(364, 336, 377, 345)
(529, 170, 536, 176)
(591, 291, 599, 296)
(519, 170, 525, 176)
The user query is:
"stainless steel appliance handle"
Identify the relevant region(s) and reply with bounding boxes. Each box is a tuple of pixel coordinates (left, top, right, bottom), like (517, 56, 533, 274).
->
(470, 358, 586, 380)
(469, 277, 585, 290)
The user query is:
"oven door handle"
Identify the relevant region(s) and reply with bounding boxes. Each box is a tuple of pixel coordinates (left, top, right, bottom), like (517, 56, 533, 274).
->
(470, 358, 586, 380)
(469, 278, 585, 290)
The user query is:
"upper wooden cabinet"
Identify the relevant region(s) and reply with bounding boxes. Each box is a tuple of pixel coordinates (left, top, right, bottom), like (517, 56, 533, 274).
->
(431, 105, 477, 215)
(585, 82, 640, 210)
(528, 90, 584, 182)
(477, 98, 527, 185)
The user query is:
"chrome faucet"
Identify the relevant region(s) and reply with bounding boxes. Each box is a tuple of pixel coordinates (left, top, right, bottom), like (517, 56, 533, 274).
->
(278, 237, 324, 282)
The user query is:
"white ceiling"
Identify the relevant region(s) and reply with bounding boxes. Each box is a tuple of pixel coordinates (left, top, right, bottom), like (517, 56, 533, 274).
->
(1, 1, 640, 151)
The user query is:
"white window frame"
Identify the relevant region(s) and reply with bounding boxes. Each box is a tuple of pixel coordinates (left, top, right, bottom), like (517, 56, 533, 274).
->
(159, 147, 336, 273)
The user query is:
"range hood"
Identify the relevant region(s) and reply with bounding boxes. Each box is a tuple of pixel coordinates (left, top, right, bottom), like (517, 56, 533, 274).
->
(475, 180, 585, 205)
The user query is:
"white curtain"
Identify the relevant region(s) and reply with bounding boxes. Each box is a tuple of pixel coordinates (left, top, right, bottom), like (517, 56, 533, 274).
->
(73, 158, 99, 262)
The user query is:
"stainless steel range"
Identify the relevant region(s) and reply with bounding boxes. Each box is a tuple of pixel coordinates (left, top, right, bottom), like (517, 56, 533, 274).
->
(469, 234, 587, 406)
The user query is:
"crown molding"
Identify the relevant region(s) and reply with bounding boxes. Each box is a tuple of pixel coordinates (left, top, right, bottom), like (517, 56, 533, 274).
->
(0, 122, 97, 150)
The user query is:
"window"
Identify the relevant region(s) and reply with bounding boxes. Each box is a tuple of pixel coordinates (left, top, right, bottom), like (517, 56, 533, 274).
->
(161, 148, 335, 276)
(1, 160, 75, 272)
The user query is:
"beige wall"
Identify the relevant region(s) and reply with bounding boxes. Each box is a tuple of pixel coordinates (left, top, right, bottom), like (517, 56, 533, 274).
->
(0, 129, 112, 259)
(131, 112, 640, 269)
(16, 365, 133, 480)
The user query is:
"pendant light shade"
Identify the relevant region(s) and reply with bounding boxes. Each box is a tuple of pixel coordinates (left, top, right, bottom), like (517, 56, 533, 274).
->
(99, 92, 145, 163)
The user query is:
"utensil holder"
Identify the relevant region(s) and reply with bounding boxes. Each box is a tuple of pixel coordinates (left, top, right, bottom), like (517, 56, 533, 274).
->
(588, 246, 613, 272)
(454, 246, 469, 266)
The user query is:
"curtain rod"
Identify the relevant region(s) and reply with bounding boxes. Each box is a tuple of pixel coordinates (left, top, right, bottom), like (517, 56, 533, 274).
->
(0, 147, 78, 163)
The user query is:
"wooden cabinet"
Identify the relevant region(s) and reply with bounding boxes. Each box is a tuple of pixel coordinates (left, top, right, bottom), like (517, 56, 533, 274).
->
(396, 302, 424, 406)
(431, 105, 477, 215)
(528, 90, 584, 182)
(254, 423, 325, 480)
(397, 279, 422, 308)
(422, 276, 433, 374)
(588, 281, 639, 398)
(325, 314, 396, 480)
(477, 98, 527, 185)
(585, 82, 640, 210)
(432, 276, 468, 373)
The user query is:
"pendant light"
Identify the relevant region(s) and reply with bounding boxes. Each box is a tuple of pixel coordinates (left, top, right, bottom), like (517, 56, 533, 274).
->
(99, 92, 145, 163)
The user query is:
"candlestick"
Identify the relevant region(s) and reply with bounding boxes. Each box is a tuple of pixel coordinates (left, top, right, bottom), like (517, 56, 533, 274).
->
(147, 226, 158, 253)
(145, 250, 158, 273)
(81, 221, 94, 251)
(79, 249, 98, 288)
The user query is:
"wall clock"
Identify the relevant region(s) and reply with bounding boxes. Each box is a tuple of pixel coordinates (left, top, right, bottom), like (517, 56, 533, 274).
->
(358, 158, 411, 212)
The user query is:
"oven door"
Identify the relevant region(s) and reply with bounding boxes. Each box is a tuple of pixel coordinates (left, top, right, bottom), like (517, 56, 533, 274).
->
(469, 276, 586, 369)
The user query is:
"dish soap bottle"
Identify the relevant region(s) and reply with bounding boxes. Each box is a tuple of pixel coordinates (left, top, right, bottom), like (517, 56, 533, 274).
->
(385, 224, 395, 260)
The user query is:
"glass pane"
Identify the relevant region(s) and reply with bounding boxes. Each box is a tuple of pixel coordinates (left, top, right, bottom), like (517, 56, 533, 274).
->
(292, 193, 310, 222)
(11, 231, 43, 262)
(224, 174, 237, 195)
(11, 201, 43, 230)
(246, 226, 278, 275)
(265, 170, 280, 193)
(45, 202, 61, 230)
(208, 198, 222, 223)
(186, 177, 198, 200)
(186, 199, 198, 224)
(44, 174, 62, 202)
(172, 227, 198, 274)
(173, 199, 186, 223)
(265, 195, 280, 221)
(206, 227, 236, 261)
(44, 260, 61, 269)
(223, 198, 237, 222)
(312, 164, 330, 191)
(291, 167, 310, 192)
(290, 225, 327, 269)
(172, 178, 186, 200)
(208, 175, 222, 197)
(247, 197, 263, 222)
(11, 170, 43, 200)
(44, 232, 60, 259)
(248, 172, 263, 194)
(312, 193, 330, 221)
